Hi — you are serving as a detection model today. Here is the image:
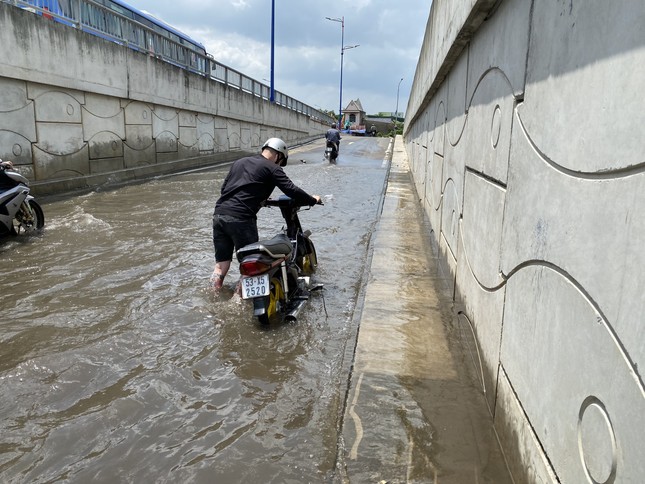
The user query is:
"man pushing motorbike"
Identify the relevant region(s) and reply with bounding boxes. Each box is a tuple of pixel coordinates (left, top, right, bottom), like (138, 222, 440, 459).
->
(211, 138, 321, 290)
(0, 160, 16, 192)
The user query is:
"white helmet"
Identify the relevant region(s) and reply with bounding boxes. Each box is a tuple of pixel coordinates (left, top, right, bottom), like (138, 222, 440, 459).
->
(262, 138, 289, 166)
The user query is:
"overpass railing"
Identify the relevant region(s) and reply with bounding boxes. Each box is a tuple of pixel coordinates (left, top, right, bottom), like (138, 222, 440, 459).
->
(2, 0, 335, 125)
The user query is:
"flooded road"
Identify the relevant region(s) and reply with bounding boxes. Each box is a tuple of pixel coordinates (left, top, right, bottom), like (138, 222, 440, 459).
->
(0, 137, 391, 483)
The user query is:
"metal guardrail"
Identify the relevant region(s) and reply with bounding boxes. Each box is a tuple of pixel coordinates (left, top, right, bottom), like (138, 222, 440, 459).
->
(3, 0, 335, 124)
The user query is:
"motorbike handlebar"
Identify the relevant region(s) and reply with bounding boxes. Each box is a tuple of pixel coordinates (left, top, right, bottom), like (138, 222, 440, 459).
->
(264, 196, 323, 208)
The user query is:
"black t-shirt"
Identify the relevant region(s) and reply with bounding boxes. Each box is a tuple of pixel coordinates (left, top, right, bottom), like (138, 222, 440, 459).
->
(0, 169, 18, 192)
(214, 154, 316, 219)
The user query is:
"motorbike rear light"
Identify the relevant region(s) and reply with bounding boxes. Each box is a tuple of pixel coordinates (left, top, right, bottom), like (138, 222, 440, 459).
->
(239, 259, 272, 276)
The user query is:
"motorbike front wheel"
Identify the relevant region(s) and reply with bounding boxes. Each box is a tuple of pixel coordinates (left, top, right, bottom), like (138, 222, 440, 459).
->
(257, 277, 285, 325)
(300, 241, 318, 275)
(12, 200, 45, 235)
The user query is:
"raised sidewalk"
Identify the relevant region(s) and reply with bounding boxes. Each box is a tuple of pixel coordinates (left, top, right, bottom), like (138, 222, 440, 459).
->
(338, 136, 512, 483)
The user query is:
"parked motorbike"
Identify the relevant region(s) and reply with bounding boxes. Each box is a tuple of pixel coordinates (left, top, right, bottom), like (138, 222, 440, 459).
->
(0, 162, 45, 236)
(236, 195, 323, 324)
(324, 141, 338, 163)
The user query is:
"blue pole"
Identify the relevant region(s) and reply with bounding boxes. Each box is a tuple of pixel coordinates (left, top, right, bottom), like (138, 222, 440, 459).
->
(338, 17, 344, 128)
(270, 0, 275, 103)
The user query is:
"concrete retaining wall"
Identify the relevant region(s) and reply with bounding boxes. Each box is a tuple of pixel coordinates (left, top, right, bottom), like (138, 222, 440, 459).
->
(0, 3, 328, 196)
(404, 0, 644, 482)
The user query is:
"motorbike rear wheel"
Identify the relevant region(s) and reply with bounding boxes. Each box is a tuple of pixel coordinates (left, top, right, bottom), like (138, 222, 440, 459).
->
(11, 200, 44, 235)
(258, 277, 285, 325)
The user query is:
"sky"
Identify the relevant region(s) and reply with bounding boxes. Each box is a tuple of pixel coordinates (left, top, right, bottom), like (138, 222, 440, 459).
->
(126, 0, 430, 117)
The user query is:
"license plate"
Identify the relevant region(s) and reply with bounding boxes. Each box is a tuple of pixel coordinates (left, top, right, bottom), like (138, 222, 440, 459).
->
(241, 274, 270, 299)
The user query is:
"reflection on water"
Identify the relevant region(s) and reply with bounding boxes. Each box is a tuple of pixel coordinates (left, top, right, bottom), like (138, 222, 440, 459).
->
(0, 139, 390, 482)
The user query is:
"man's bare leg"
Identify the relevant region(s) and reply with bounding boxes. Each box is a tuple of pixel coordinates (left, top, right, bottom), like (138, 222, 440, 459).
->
(211, 260, 231, 290)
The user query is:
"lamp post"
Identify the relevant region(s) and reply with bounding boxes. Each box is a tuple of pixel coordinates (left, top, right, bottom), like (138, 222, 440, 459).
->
(270, 0, 275, 103)
(394, 77, 403, 126)
(326, 16, 359, 129)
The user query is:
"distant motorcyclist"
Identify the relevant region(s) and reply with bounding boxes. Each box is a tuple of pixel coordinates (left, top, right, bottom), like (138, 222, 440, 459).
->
(325, 123, 341, 153)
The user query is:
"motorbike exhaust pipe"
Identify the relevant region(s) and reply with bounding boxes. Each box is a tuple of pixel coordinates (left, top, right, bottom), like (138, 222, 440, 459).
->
(285, 299, 307, 322)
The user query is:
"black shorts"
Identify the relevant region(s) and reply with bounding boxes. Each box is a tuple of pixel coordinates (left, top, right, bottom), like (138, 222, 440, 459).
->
(212, 214, 259, 262)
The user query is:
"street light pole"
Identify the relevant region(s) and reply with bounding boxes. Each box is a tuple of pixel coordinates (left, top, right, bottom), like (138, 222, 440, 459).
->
(395, 77, 403, 125)
(270, 0, 275, 103)
(340, 44, 359, 125)
(326, 16, 344, 127)
(326, 17, 359, 130)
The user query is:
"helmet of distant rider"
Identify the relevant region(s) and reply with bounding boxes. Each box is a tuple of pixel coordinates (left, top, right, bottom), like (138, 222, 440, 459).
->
(331, 123, 337, 129)
(262, 137, 289, 166)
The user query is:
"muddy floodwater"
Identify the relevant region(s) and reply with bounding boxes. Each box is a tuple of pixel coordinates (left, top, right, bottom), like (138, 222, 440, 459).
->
(0, 138, 392, 483)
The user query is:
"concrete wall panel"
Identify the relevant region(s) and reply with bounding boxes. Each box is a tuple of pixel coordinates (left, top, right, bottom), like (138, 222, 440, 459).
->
(155, 133, 177, 154)
(83, 107, 125, 143)
(33, 144, 89, 179)
(428, 153, 443, 233)
(445, 51, 468, 147)
(455, 172, 506, 410)
(240, 126, 251, 151)
(196, 114, 216, 153)
(152, 107, 178, 132)
(502, 266, 644, 482)
(0, 78, 30, 111)
(124, 101, 153, 126)
(466, 0, 530, 101)
(178, 127, 198, 149)
(227, 119, 241, 150)
(454, 237, 504, 412)
(88, 131, 122, 160)
(36, 123, 83, 156)
(0, 96, 36, 165)
(440, 178, 460, 264)
(85, 93, 121, 118)
(464, 70, 514, 184)
(32, 89, 83, 124)
(0, 131, 33, 167)
(501, 119, 645, 376)
(494, 369, 559, 483)
(124, 125, 153, 151)
(124, 125, 155, 167)
(462, 172, 505, 289)
(522, 0, 645, 171)
(90, 156, 124, 175)
(179, 111, 197, 128)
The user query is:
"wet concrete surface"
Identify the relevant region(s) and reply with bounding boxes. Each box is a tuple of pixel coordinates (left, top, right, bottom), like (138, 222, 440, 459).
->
(338, 137, 512, 483)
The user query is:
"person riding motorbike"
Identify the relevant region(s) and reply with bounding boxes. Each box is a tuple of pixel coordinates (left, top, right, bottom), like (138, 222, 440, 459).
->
(0, 160, 17, 192)
(325, 123, 341, 154)
(211, 138, 321, 290)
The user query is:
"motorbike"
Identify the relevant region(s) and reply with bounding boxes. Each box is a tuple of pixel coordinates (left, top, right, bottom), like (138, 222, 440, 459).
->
(0, 162, 45, 236)
(236, 195, 323, 324)
(324, 140, 338, 163)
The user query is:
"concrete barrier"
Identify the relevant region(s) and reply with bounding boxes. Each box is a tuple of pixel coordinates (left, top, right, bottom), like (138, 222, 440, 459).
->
(0, 3, 328, 196)
(404, 0, 645, 482)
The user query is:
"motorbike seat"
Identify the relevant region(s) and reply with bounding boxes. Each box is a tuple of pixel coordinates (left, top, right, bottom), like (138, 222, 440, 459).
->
(237, 233, 293, 260)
